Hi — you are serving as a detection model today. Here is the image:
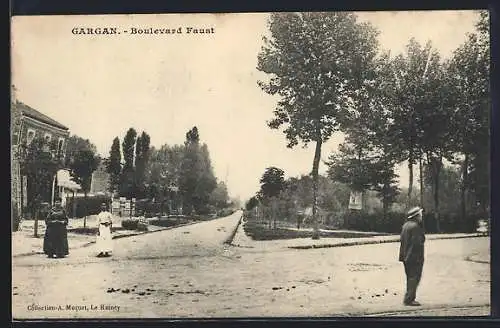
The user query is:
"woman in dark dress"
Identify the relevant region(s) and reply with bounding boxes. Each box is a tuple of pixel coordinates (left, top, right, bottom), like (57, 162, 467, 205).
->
(43, 199, 69, 258)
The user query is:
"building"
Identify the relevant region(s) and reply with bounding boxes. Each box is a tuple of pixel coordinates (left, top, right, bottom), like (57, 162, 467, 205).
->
(90, 160, 110, 195)
(11, 100, 75, 216)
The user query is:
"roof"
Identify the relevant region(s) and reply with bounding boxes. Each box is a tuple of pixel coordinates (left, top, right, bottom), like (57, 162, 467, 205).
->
(16, 101, 69, 131)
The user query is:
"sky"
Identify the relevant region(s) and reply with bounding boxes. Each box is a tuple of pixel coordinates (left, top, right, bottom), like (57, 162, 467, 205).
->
(11, 10, 484, 201)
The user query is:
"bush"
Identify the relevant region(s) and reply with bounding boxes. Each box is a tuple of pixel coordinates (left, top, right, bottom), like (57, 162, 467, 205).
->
(217, 208, 235, 218)
(12, 201, 21, 232)
(343, 210, 481, 234)
(68, 226, 125, 235)
(149, 217, 190, 227)
(423, 212, 479, 233)
(65, 195, 111, 218)
(121, 219, 139, 230)
(343, 211, 406, 234)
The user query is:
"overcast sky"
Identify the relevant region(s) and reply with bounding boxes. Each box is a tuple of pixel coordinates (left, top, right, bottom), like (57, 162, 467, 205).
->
(11, 10, 483, 201)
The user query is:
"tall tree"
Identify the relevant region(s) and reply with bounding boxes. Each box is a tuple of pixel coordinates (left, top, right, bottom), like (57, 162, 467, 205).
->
(64, 135, 97, 167)
(210, 181, 230, 210)
(257, 12, 379, 239)
(383, 39, 442, 207)
(69, 148, 100, 228)
(194, 144, 218, 214)
(120, 128, 137, 198)
(245, 196, 259, 211)
(447, 12, 490, 226)
(106, 137, 122, 195)
(259, 166, 285, 229)
(134, 131, 151, 199)
(21, 137, 63, 236)
(179, 126, 202, 214)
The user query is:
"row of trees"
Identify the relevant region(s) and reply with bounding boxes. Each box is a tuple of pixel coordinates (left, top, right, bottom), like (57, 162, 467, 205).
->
(255, 11, 489, 237)
(105, 126, 230, 215)
(247, 162, 485, 233)
(105, 128, 151, 199)
(17, 134, 101, 232)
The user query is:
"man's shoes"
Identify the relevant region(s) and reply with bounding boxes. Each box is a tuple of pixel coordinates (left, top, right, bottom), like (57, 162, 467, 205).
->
(403, 301, 421, 306)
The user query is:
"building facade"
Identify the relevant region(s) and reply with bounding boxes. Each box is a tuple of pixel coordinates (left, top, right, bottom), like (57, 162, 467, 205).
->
(90, 160, 110, 195)
(11, 101, 71, 216)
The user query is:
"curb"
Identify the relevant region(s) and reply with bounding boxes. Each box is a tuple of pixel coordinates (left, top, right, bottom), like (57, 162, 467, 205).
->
(224, 216, 243, 245)
(12, 220, 202, 258)
(288, 233, 488, 250)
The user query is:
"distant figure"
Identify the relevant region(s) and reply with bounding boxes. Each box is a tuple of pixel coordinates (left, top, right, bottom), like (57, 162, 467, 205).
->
(399, 206, 426, 306)
(96, 203, 113, 257)
(43, 199, 69, 258)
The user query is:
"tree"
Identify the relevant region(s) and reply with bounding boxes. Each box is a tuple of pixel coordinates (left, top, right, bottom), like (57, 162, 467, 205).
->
(145, 144, 185, 214)
(179, 127, 201, 214)
(64, 135, 97, 167)
(194, 144, 218, 214)
(11, 85, 23, 230)
(257, 12, 379, 239)
(259, 167, 285, 229)
(327, 142, 375, 193)
(380, 39, 443, 208)
(120, 128, 137, 198)
(21, 137, 63, 237)
(245, 196, 259, 211)
(179, 127, 218, 215)
(106, 137, 122, 194)
(69, 148, 100, 228)
(210, 181, 230, 210)
(447, 12, 490, 226)
(134, 131, 151, 199)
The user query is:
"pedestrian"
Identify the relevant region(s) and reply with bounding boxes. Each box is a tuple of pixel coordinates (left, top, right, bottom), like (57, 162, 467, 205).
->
(43, 198, 69, 258)
(399, 206, 426, 306)
(96, 202, 113, 257)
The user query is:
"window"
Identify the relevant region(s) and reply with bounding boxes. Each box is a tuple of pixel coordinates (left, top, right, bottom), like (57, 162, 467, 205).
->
(44, 133, 52, 142)
(26, 129, 36, 145)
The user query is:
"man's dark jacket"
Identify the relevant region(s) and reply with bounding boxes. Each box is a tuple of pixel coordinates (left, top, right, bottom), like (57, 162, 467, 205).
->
(399, 220, 425, 263)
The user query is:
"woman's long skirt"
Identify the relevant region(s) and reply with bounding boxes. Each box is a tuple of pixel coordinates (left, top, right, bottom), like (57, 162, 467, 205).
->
(43, 223, 69, 257)
(96, 224, 113, 253)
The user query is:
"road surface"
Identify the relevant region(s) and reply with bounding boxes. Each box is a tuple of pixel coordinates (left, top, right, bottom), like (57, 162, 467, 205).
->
(12, 211, 490, 318)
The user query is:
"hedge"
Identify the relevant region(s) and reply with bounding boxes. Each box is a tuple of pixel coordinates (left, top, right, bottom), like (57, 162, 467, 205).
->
(121, 219, 139, 230)
(343, 210, 481, 234)
(65, 195, 111, 218)
(343, 211, 406, 234)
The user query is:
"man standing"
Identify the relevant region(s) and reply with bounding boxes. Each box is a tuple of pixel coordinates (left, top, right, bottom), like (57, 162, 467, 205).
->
(399, 206, 426, 306)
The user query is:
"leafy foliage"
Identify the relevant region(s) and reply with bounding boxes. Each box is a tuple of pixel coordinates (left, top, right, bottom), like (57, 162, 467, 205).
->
(120, 128, 137, 198)
(257, 12, 380, 237)
(106, 137, 122, 193)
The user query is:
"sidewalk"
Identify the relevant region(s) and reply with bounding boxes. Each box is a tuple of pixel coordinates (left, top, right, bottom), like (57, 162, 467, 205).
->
(230, 219, 488, 251)
(12, 215, 198, 258)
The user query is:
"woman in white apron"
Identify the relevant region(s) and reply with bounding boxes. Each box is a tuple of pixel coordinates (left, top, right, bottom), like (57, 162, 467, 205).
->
(96, 203, 113, 257)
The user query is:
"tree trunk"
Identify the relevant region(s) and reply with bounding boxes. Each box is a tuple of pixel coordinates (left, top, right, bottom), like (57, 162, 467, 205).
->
(461, 153, 469, 230)
(382, 191, 388, 222)
(34, 208, 39, 238)
(83, 191, 88, 229)
(273, 198, 277, 230)
(72, 191, 76, 218)
(419, 154, 424, 207)
(311, 136, 322, 240)
(408, 148, 414, 208)
(431, 156, 442, 233)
